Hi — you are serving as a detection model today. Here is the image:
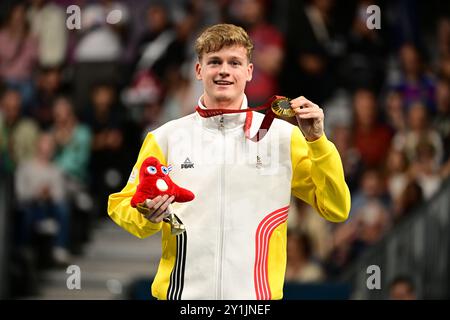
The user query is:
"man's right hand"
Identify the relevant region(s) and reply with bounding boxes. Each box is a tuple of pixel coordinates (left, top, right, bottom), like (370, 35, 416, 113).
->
(137, 195, 175, 223)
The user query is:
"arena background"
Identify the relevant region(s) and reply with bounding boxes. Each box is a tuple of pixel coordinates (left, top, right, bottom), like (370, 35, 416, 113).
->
(0, 0, 449, 300)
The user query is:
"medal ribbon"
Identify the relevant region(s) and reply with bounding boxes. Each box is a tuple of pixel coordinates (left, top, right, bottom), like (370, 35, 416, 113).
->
(195, 95, 286, 142)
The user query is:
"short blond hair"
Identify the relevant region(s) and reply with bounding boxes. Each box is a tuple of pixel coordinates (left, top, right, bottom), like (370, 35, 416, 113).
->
(195, 24, 253, 62)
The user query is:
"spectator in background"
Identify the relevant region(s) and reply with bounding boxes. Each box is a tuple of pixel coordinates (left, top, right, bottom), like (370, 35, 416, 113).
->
(230, 0, 285, 106)
(288, 197, 333, 261)
(438, 18, 450, 56)
(282, 0, 345, 104)
(437, 54, 450, 81)
(392, 102, 444, 168)
(99, 0, 131, 45)
(389, 275, 417, 300)
(408, 140, 442, 200)
(141, 98, 163, 137)
(0, 88, 39, 174)
(86, 82, 126, 218)
(50, 96, 92, 253)
(159, 4, 199, 122)
(28, 0, 67, 68)
(354, 199, 391, 247)
(385, 147, 409, 205)
(350, 168, 391, 221)
(15, 132, 71, 267)
(326, 217, 359, 278)
(51, 96, 92, 185)
(183, 0, 221, 31)
(71, 0, 129, 114)
(384, 1, 422, 52)
(433, 78, 450, 161)
(121, 67, 164, 131)
(133, 2, 177, 82)
(350, 168, 392, 251)
(352, 88, 393, 168)
(440, 157, 450, 180)
(393, 179, 423, 223)
(128, 2, 198, 125)
(160, 66, 196, 124)
(73, 0, 129, 63)
(384, 90, 407, 133)
(328, 168, 392, 276)
(340, 0, 386, 92)
(33, 66, 65, 129)
(332, 124, 363, 192)
(435, 18, 449, 77)
(125, 2, 175, 125)
(437, 55, 450, 79)
(0, 2, 39, 111)
(285, 229, 325, 283)
(390, 44, 436, 113)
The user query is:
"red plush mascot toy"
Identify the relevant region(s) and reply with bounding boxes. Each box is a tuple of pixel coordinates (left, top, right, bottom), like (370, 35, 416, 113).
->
(131, 157, 194, 235)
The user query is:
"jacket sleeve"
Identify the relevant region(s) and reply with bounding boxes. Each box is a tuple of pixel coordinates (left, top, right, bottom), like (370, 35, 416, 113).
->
(290, 127, 351, 222)
(107, 132, 166, 238)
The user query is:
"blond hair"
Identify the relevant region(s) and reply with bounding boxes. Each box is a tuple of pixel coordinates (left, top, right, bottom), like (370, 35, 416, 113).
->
(195, 24, 253, 61)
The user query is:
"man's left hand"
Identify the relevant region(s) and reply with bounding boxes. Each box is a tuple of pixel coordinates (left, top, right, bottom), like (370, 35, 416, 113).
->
(290, 96, 324, 141)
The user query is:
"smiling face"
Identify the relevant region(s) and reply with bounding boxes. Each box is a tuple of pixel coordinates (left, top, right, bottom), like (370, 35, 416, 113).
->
(195, 45, 253, 109)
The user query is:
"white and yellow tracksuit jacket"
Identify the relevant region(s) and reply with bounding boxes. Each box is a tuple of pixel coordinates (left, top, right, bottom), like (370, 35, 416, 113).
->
(108, 95, 351, 300)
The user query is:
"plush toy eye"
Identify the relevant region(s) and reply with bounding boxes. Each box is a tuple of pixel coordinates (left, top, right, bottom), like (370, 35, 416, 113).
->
(146, 166, 157, 175)
(161, 166, 169, 175)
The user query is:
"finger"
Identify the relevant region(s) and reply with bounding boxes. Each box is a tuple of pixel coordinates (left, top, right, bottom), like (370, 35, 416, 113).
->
(154, 196, 175, 218)
(290, 100, 308, 110)
(290, 97, 315, 108)
(295, 110, 324, 118)
(291, 100, 318, 111)
(152, 195, 175, 222)
(145, 209, 167, 223)
(146, 195, 171, 221)
(154, 211, 170, 223)
(167, 195, 176, 205)
(295, 107, 323, 116)
(292, 106, 320, 115)
(291, 102, 317, 113)
(294, 106, 322, 114)
(150, 194, 168, 211)
(143, 209, 156, 221)
(145, 195, 162, 209)
(296, 112, 324, 119)
(155, 205, 172, 221)
(289, 96, 307, 105)
(295, 105, 322, 115)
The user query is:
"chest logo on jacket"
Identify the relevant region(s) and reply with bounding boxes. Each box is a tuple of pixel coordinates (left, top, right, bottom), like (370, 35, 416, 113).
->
(256, 155, 263, 169)
(181, 158, 194, 169)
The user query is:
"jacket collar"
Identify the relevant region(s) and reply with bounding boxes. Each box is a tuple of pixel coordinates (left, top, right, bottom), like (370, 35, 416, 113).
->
(195, 94, 248, 131)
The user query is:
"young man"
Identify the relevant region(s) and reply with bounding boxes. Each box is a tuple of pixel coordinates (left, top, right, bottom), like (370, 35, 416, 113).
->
(108, 24, 350, 300)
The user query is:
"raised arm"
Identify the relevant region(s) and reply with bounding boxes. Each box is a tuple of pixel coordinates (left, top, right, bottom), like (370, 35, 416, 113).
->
(290, 96, 351, 222)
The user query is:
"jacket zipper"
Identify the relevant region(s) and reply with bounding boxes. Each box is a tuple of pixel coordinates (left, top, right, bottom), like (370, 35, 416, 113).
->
(216, 115, 225, 299)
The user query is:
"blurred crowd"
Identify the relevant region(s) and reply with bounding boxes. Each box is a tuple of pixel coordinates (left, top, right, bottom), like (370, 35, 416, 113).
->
(0, 0, 448, 298)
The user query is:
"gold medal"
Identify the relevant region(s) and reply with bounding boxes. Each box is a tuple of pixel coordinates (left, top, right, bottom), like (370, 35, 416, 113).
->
(196, 95, 296, 142)
(271, 97, 295, 118)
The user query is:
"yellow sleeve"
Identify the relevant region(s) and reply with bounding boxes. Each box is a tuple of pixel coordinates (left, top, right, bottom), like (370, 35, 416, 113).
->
(290, 127, 351, 222)
(107, 133, 166, 238)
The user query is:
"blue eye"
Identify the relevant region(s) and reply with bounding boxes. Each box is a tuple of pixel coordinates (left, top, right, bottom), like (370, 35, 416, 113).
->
(161, 166, 169, 175)
(146, 166, 157, 175)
